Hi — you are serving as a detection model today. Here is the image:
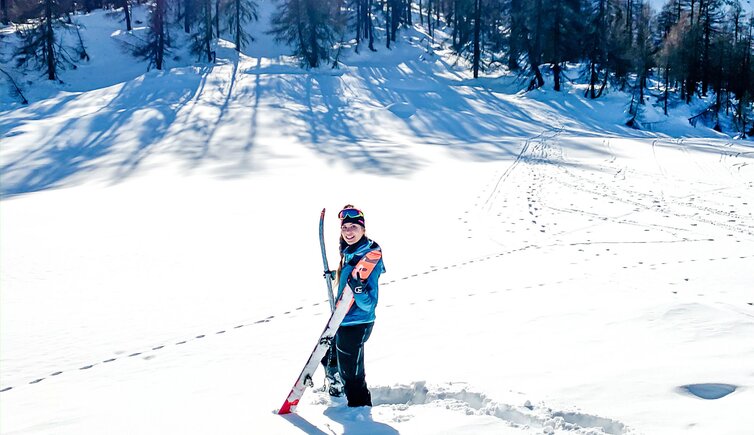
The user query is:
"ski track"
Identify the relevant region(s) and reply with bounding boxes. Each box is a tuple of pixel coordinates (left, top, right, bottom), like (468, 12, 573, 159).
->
(471, 129, 754, 247)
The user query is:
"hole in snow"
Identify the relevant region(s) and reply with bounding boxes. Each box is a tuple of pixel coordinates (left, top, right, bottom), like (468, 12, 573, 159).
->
(679, 383, 738, 400)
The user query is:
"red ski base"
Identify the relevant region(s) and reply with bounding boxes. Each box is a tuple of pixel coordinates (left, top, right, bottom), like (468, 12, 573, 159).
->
(278, 399, 299, 415)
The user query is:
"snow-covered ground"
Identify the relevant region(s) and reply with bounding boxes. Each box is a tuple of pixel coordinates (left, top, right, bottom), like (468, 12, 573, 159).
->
(2, 4, 754, 435)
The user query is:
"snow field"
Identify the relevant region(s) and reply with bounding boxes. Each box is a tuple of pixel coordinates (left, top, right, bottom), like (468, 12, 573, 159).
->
(2, 5, 754, 434)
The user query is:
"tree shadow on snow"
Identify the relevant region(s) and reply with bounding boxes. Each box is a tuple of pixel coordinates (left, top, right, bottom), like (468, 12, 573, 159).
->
(0, 67, 212, 198)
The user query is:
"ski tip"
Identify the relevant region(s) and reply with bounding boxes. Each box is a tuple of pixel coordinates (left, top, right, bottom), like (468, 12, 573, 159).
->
(278, 399, 299, 415)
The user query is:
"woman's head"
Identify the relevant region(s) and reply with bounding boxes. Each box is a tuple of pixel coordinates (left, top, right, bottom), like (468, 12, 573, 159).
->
(339, 205, 365, 246)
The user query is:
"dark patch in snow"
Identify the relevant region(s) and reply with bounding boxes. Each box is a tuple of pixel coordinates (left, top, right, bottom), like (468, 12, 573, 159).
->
(678, 383, 738, 400)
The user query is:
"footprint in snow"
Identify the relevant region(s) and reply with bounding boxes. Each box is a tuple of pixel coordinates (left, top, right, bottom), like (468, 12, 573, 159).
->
(313, 382, 632, 434)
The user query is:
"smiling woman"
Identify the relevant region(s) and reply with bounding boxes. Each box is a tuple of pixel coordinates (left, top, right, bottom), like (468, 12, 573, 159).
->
(319, 204, 385, 408)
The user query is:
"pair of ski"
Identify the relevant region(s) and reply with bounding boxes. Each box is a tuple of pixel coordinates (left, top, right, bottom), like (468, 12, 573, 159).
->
(276, 209, 351, 415)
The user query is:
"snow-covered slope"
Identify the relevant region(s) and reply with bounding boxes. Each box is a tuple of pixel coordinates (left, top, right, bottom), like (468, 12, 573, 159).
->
(2, 5, 754, 435)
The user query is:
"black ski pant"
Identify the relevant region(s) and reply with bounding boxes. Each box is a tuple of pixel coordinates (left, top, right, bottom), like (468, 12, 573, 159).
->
(321, 322, 374, 407)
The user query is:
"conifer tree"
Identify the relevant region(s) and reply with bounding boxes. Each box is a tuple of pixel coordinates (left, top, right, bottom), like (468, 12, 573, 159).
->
(543, 0, 582, 91)
(14, 0, 66, 80)
(584, 0, 609, 98)
(269, 0, 342, 67)
(137, 0, 168, 69)
(222, 0, 258, 51)
(191, 0, 214, 61)
(525, 0, 545, 90)
(506, 0, 524, 71)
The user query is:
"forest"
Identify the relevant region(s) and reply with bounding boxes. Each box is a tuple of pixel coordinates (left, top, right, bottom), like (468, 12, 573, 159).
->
(1, 0, 753, 135)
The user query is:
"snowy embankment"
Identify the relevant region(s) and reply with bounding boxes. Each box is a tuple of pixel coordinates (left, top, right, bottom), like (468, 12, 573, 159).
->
(2, 4, 754, 435)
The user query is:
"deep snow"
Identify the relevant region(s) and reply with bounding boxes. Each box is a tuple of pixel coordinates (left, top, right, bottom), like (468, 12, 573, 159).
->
(2, 4, 754, 435)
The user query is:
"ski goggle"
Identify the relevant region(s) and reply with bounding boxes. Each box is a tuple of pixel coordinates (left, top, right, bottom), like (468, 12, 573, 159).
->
(338, 208, 364, 220)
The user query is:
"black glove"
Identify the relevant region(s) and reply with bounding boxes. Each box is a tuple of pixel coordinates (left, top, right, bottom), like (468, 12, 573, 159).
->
(347, 274, 368, 294)
(323, 270, 336, 281)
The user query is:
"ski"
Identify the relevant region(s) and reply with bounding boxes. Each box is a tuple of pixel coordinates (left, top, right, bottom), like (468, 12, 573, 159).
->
(319, 208, 336, 312)
(277, 286, 354, 415)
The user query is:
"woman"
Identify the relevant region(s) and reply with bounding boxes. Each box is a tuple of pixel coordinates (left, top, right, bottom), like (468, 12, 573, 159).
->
(322, 205, 385, 407)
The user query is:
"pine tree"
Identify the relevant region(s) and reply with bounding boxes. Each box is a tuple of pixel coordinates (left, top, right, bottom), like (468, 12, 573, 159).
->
(190, 0, 214, 62)
(14, 0, 68, 80)
(507, 0, 524, 70)
(584, 0, 609, 98)
(525, 0, 545, 90)
(363, 0, 375, 51)
(222, 0, 258, 51)
(542, 0, 582, 91)
(605, 0, 632, 90)
(631, 0, 654, 105)
(269, 0, 342, 68)
(43, 0, 55, 79)
(137, 0, 168, 69)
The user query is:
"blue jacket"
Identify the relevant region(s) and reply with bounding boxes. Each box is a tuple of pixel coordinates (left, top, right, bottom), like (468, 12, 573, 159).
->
(337, 237, 384, 326)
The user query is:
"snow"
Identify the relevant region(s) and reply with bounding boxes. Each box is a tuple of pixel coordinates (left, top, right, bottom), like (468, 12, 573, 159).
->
(2, 4, 754, 435)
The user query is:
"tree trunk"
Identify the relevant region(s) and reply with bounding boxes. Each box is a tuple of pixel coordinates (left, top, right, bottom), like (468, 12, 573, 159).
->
(552, 0, 561, 91)
(355, 0, 361, 47)
(309, 8, 319, 67)
(588, 62, 597, 98)
(156, 0, 165, 69)
(123, 0, 132, 31)
(638, 74, 645, 104)
(184, 0, 191, 33)
(427, 0, 432, 39)
(205, 0, 213, 61)
(527, 0, 544, 90)
(367, 0, 375, 51)
(235, 0, 241, 50)
(507, 0, 521, 71)
(663, 63, 669, 115)
(701, 7, 710, 96)
(386, 0, 391, 48)
(215, 0, 220, 38)
(435, 0, 439, 29)
(553, 64, 561, 92)
(529, 64, 544, 90)
(472, 0, 481, 78)
(391, 0, 399, 41)
(45, 0, 56, 80)
(1, 0, 8, 25)
(597, 67, 607, 97)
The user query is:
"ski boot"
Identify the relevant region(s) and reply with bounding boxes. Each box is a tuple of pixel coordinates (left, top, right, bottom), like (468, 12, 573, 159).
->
(324, 366, 344, 397)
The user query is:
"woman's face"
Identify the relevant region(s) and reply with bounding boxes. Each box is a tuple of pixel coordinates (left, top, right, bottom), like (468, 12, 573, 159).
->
(341, 223, 365, 245)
